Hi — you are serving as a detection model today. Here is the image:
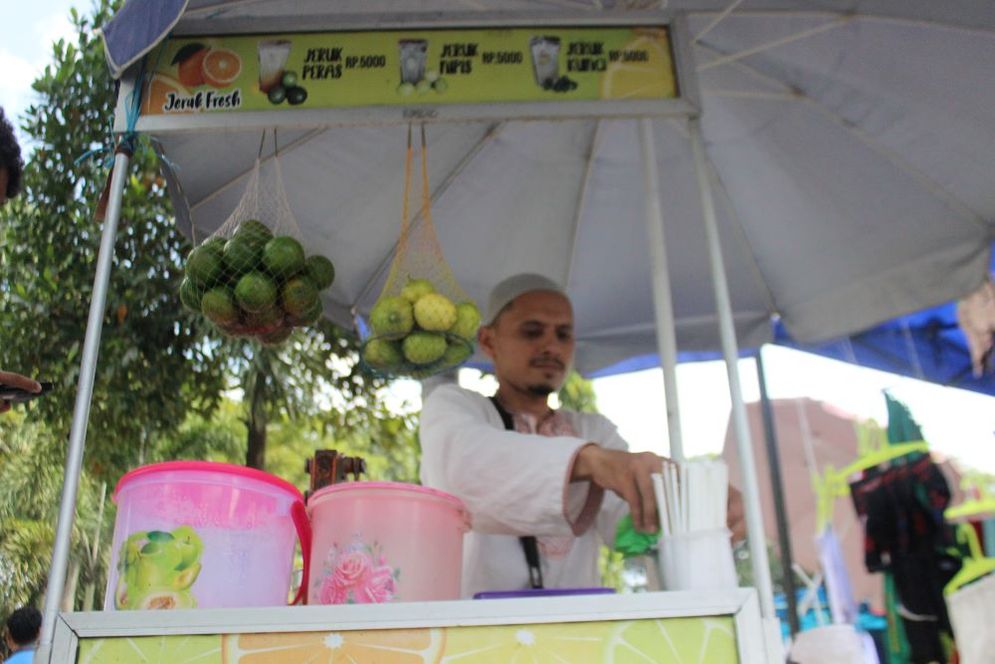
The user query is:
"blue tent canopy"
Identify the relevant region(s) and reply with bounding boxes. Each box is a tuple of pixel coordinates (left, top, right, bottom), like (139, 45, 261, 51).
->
(589, 303, 995, 397)
(591, 252, 995, 397)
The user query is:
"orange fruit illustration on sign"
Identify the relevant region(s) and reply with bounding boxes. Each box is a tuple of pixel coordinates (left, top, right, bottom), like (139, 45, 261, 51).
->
(202, 47, 242, 88)
(177, 46, 209, 87)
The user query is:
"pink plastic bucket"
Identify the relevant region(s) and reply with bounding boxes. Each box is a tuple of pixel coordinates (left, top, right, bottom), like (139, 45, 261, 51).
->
(105, 461, 311, 610)
(307, 481, 469, 604)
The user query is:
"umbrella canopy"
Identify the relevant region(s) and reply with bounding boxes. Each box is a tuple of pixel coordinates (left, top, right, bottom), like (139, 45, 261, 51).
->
(101, 1, 995, 375)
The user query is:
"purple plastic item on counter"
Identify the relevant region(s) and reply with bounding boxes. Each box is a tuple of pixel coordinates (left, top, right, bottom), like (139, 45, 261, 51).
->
(473, 587, 615, 600)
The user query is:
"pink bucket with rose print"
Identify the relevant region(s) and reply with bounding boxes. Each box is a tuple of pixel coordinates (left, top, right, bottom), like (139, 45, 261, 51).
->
(307, 481, 469, 604)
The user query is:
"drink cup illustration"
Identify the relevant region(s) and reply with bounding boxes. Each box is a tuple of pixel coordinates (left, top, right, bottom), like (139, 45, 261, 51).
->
(258, 40, 292, 92)
(530, 36, 561, 89)
(399, 40, 428, 85)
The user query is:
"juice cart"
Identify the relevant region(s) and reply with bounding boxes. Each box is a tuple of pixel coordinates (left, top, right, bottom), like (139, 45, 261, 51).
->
(35, 2, 994, 661)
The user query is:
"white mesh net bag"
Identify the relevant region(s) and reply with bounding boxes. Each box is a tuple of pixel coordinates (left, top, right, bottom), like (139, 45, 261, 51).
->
(179, 140, 335, 346)
(360, 125, 480, 378)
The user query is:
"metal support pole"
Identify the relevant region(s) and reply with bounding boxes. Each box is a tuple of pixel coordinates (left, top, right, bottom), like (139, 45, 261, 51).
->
(687, 117, 776, 622)
(638, 118, 684, 461)
(756, 349, 800, 636)
(36, 148, 132, 664)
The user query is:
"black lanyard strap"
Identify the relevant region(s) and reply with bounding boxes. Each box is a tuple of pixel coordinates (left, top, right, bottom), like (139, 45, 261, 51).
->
(490, 396, 545, 590)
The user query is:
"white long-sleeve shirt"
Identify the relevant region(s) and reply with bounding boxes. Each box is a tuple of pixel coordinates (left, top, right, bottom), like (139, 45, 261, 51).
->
(419, 383, 630, 597)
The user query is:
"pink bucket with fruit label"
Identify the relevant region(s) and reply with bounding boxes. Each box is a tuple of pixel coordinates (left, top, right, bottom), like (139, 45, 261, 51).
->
(105, 461, 311, 610)
(307, 482, 469, 604)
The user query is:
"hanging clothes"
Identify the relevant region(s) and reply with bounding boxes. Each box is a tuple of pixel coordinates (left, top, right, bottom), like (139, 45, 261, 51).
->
(983, 519, 995, 558)
(849, 454, 961, 664)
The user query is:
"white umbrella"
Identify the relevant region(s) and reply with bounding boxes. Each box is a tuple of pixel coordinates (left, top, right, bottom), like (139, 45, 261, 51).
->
(118, 2, 994, 372)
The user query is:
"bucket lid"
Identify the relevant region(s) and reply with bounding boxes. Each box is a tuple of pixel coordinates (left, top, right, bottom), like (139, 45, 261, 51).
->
(113, 460, 303, 502)
(309, 481, 466, 513)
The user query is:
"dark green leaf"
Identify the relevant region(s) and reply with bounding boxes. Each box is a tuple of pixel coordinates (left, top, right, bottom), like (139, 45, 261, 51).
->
(171, 43, 205, 66)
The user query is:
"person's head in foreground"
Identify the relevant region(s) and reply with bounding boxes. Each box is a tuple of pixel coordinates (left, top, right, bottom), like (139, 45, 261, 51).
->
(478, 273, 573, 402)
(0, 107, 23, 207)
(4, 607, 41, 654)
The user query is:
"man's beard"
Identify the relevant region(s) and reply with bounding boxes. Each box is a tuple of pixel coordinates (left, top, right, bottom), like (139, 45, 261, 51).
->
(526, 384, 556, 397)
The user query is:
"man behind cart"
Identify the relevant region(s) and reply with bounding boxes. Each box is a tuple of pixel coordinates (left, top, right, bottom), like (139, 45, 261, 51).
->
(419, 273, 744, 597)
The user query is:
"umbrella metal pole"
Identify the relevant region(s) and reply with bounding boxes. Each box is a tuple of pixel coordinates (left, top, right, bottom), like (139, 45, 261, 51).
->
(756, 349, 800, 636)
(638, 118, 684, 461)
(36, 149, 132, 664)
(687, 117, 777, 625)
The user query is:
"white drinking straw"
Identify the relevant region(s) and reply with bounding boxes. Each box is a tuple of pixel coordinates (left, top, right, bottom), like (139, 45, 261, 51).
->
(681, 462, 690, 533)
(667, 462, 681, 535)
(653, 472, 669, 537)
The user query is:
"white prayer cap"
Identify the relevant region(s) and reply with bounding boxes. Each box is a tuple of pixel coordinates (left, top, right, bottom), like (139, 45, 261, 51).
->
(485, 273, 567, 325)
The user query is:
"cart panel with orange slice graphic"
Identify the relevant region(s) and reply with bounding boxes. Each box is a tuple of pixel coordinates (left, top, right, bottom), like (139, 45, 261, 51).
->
(55, 590, 771, 663)
(122, 13, 701, 131)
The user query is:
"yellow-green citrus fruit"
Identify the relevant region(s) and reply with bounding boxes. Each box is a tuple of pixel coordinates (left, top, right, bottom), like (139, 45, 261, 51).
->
(441, 341, 472, 367)
(262, 236, 306, 279)
(186, 244, 224, 286)
(234, 271, 278, 313)
(171, 526, 202, 569)
(363, 338, 404, 370)
(204, 236, 227, 254)
(305, 255, 335, 290)
(244, 305, 283, 331)
(402, 331, 447, 365)
(135, 590, 195, 610)
(260, 326, 293, 346)
(370, 296, 414, 337)
(201, 287, 239, 325)
(280, 276, 319, 317)
(291, 300, 323, 326)
(223, 236, 263, 275)
(414, 293, 457, 332)
(235, 219, 273, 250)
(451, 301, 481, 340)
(179, 277, 202, 312)
(172, 562, 201, 591)
(400, 277, 435, 304)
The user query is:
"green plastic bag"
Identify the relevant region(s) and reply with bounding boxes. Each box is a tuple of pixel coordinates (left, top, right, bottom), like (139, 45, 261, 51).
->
(613, 514, 661, 557)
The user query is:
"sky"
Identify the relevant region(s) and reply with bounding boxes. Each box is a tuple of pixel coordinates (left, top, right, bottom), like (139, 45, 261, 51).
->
(6, 1, 995, 480)
(0, 0, 77, 145)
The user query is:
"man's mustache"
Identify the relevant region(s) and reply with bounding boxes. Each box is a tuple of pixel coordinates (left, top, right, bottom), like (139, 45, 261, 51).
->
(530, 356, 565, 370)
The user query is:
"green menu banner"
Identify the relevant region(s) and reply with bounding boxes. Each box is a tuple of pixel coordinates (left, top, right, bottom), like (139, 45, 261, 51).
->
(140, 26, 677, 116)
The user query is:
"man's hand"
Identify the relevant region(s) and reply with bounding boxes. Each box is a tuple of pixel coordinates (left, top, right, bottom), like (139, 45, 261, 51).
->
(572, 445, 666, 533)
(0, 370, 41, 414)
(727, 485, 746, 542)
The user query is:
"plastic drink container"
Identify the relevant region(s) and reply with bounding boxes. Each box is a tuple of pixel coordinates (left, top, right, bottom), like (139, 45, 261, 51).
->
(105, 461, 310, 610)
(657, 528, 737, 592)
(308, 481, 469, 604)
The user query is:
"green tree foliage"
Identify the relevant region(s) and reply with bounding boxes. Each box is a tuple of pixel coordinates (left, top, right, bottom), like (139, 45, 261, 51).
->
(266, 399, 419, 487)
(0, 0, 414, 477)
(558, 371, 599, 413)
(734, 540, 789, 593)
(229, 319, 406, 470)
(0, 414, 107, 610)
(0, 0, 421, 613)
(0, 1, 227, 481)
